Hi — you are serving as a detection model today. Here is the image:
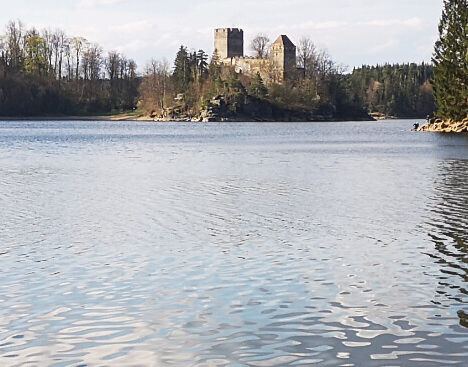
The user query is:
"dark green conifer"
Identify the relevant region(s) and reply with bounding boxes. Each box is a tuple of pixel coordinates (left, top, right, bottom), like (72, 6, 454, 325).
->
(432, 0, 468, 120)
(197, 50, 208, 80)
(172, 46, 191, 92)
(248, 72, 268, 98)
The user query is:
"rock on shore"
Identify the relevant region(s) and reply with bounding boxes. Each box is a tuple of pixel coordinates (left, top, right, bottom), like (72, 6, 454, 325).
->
(152, 95, 374, 123)
(418, 117, 468, 133)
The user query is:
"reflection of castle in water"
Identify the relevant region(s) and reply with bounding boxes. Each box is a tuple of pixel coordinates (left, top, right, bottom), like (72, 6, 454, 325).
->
(425, 159, 468, 328)
(214, 28, 303, 84)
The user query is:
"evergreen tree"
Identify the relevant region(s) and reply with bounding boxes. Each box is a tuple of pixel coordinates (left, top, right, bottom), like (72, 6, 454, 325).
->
(188, 51, 198, 81)
(197, 50, 208, 80)
(172, 46, 191, 92)
(432, 0, 468, 120)
(208, 51, 221, 80)
(248, 72, 268, 98)
(229, 73, 246, 94)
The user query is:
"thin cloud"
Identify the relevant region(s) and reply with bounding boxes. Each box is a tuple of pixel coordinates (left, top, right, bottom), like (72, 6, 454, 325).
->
(369, 39, 400, 54)
(74, 0, 126, 9)
(115, 39, 148, 54)
(110, 20, 154, 33)
(360, 17, 423, 30)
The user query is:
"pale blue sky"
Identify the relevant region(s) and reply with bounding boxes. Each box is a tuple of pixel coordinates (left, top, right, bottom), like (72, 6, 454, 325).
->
(0, 0, 442, 70)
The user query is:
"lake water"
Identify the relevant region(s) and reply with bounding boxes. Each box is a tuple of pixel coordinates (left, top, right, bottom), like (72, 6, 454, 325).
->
(0, 119, 467, 367)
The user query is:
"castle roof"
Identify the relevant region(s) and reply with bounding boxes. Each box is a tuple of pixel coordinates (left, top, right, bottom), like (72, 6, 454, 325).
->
(272, 35, 295, 48)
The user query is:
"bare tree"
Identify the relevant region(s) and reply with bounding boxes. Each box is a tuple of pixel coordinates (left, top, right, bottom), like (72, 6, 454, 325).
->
(119, 56, 128, 79)
(250, 33, 270, 59)
(82, 43, 102, 80)
(52, 29, 66, 79)
(64, 38, 72, 80)
(71, 37, 86, 79)
(0, 35, 6, 76)
(127, 59, 137, 79)
(5, 20, 25, 70)
(41, 29, 54, 74)
(298, 37, 344, 79)
(0, 34, 6, 55)
(297, 37, 317, 78)
(106, 50, 120, 80)
(140, 58, 171, 113)
(315, 48, 341, 77)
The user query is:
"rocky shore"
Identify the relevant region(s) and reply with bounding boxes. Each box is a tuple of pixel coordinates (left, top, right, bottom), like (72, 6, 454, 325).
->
(418, 117, 468, 133)
(153, 95, 374, 123)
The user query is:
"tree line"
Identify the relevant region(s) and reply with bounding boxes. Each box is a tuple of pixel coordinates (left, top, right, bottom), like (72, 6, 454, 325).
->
(346, 63, 435, 118)
(0, 20, 139, 116)
(0, 19, 445, 120)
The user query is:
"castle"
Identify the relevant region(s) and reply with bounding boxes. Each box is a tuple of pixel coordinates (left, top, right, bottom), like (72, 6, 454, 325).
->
(214, 28, 302, 84)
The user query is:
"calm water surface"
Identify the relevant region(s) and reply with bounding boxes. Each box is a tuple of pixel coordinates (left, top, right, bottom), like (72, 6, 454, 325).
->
(0, 120, 467, 366)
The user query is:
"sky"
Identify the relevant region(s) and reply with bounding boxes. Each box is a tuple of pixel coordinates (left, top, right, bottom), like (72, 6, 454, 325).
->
(0, 0, 443, 71)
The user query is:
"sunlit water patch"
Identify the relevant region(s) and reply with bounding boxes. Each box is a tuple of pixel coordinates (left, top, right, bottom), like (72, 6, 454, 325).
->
(0, 120, 467, 366)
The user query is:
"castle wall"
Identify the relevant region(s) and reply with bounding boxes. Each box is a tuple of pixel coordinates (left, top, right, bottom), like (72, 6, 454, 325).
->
(215, 29, 301, 84)
(220, 57, 277, 83)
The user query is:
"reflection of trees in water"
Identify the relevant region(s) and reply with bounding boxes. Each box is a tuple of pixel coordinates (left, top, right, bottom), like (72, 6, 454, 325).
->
(426, 159, 468, 328)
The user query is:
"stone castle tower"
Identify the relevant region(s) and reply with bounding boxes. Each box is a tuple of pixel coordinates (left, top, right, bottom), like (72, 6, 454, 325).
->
(271, 35, 297, 81)
(214, 28, 244, 59)
(214, 28, 300, 84)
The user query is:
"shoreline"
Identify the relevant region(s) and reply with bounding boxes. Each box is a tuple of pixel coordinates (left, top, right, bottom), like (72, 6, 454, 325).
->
(418, 118, 468, 133)
(1, 114, 379, 123)
(0, 113, 154, 122)
(0, 114, 432, 124)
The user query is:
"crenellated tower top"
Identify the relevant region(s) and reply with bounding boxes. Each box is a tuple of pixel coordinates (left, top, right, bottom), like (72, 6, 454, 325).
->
(214, 28, 244, 59)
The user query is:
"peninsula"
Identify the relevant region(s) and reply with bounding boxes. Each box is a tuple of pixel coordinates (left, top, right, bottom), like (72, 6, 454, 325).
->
(0, 22, 439, 122)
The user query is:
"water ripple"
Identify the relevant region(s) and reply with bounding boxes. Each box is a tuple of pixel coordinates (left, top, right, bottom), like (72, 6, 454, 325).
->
(0, 120, 467, 366)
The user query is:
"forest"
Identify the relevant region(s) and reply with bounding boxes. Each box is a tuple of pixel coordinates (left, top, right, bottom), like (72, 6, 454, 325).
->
(0, 20, 436, 119)
(0, 20, 139, 116)
(346, 63, 434, 118)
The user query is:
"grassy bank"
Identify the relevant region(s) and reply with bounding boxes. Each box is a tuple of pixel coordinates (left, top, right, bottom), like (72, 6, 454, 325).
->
(0, 111, 153, 122)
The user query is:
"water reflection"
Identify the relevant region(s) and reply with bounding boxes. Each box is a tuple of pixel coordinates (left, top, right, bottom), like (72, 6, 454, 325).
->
(425, 159, 468, 329)
(0, 120, 467, 366)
